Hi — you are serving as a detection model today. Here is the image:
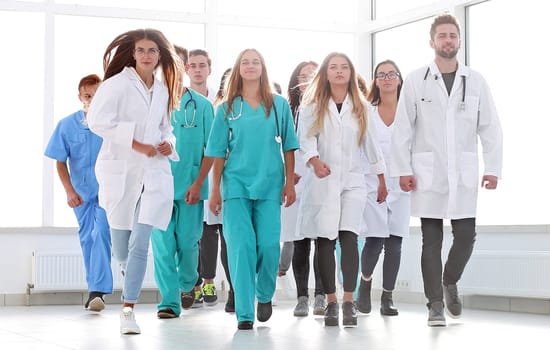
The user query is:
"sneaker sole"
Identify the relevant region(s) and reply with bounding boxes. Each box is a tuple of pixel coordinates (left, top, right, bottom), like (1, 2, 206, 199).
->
(445, 307, 462, 319)
(313, 309, 325, 316)
(87, 297, 105, 312)
(157, 312, 178, 319)
(427, 319, 447, 327)
(343, 320, 358, 328)
(205, 300, 218, 306)
(324, 317, 339, 327)
(121, 327, 141, 335)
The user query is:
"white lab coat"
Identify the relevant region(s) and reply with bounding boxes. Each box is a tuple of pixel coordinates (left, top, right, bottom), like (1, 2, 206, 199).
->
(390, 61, 503, 219)
(280, 148, 308, 242)
(88, 67, 178, 231)
(297, 96, 386, 240)
(363, 106, 410, 238)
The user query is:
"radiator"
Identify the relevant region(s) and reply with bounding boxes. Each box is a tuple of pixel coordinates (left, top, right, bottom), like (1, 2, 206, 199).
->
(460, 250, 550, 298)
(30, 251, 157, 292)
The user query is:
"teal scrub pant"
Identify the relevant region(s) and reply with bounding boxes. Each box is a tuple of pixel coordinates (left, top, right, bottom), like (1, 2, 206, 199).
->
(223, 198, 281, 323)
(151, 199, 203, 314)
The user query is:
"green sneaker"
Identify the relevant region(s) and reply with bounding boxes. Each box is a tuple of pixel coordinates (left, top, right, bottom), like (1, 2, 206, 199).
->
(202, 283, 218, 306)
(192, 289, 204, 308)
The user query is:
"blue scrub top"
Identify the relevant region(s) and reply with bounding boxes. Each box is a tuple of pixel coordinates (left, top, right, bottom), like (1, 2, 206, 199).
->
(44, 110, 102, 202)
(206, 94, 299, 201)
(171, 88, 214, 200)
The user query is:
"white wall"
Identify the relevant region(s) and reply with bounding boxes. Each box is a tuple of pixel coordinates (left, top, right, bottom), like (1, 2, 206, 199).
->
(2, 226, 550, 298)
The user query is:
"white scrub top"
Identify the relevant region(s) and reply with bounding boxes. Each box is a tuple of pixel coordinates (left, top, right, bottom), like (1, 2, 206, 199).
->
(362, 105, 410, 238)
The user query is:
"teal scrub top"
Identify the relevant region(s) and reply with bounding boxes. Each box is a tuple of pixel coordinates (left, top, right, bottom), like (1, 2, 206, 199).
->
(171, 88, 214, 200)
(205, 94, 299, 201)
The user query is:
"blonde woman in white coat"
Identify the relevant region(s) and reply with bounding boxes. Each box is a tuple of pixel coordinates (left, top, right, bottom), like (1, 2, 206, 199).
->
(297, 52, 387, 327)
(356, 60, 410, 317)
(88, 28, 181, 335)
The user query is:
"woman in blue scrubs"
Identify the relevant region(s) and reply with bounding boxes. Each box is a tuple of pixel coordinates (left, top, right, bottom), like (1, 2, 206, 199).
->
(206, 48, 299, 330)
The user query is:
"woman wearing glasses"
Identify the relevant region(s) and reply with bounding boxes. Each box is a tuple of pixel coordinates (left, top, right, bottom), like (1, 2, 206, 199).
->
(356, 60, 410, 317)
(297, 52, 386, 327)
(88, 28, 181, 335)
(206, 48, 298, 330)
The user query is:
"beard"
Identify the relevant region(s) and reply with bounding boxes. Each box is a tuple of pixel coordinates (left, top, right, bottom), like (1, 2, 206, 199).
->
(436, 45, 459, 59)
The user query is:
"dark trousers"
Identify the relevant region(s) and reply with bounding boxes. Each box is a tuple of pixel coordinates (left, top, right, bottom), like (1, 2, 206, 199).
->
(196, 223, 233, 292)
(317, 231, 358, 294)
(420, 217, 476, 303)
(292, 238, 324, 298)
(361, 235, 403, 291)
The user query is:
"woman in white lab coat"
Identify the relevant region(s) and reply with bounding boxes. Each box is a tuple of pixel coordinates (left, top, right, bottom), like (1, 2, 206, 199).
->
(297, 52, 386, 327)
(87, 28, 181, 335)
(356, 60, 410, 317)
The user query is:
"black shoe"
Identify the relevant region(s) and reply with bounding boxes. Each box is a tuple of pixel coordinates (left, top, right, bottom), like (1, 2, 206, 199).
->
(225, 290, 235, 313)
(324, 301, 339, 326)
(237, 321, 254, 330)
(356, 278, 372, 314)
(257, 301, 272, 322)
(85, 291, 105, 312)
(380, 291, 399, 316)
(180, 290, 195, 310)
(157, 308, 178, 319)
(342, 301, 357, 327)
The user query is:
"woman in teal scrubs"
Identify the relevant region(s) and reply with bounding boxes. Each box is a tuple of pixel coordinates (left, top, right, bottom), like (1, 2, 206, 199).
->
(206, 48, 298, 330)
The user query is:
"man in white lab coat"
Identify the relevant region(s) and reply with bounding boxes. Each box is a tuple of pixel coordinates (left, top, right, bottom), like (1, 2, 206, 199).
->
(391, 14, 503, 327)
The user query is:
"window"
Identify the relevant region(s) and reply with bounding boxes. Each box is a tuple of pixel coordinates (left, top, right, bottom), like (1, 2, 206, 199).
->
(468, 0, 548, 225)
(0, 11, 44, 226)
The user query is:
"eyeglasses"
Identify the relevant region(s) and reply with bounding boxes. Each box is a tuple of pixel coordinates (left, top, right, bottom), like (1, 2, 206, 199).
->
(297, 74, 314, 82)
(375, 71, 400, 80)
(134, 48, 160, 57)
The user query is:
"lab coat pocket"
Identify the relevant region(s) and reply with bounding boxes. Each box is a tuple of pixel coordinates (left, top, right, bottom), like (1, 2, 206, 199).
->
(459, 151, 478, 189)
(140, 167, 174, 229)
(345, 172, 366, 190)
(458, 96, 480, 126)
(95, 160, 126, 209)
(411, 152, 433, 191)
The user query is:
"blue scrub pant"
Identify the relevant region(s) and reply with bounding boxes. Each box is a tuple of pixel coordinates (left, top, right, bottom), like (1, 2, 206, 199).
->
(223, 198, 280, 323)
(110, 200, 153, 304)
(73, 200, 112, 294)
(151, 199, 203, 314)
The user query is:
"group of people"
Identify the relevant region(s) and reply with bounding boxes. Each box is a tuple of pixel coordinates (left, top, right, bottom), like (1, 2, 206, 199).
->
(44, 13, 502, 335)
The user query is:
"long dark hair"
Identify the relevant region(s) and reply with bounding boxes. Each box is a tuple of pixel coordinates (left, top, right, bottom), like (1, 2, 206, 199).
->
(367, 59, 403, 106)
(287, 61, 318, 118)
(102, 28, 182, 114)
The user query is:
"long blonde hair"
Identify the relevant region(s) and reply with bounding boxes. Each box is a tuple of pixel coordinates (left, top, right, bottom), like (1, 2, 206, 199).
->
(223, 48, 274, 118)
(302, 52, 367, 145)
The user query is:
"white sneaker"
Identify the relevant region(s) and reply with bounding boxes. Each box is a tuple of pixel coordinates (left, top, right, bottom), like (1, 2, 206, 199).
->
(120, 307, 141, 334)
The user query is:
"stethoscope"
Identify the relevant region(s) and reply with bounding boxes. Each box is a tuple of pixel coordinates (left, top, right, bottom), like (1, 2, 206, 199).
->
(228, 96, 282, 144)
(422, 67, 466, 111)
(173, 89, 197, 128)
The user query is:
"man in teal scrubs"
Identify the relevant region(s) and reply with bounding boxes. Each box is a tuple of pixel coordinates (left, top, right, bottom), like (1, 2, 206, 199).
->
(151, 45, 214, 318)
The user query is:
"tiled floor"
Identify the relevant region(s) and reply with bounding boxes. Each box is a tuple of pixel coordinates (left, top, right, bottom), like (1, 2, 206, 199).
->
(0, 300, 548, 350)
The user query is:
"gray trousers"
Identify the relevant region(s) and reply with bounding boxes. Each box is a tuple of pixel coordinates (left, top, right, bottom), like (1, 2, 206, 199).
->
(420, 218, 476, 304)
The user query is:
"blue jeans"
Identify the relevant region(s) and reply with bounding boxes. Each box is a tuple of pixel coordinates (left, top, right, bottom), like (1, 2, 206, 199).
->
(110, 201, 153, 304)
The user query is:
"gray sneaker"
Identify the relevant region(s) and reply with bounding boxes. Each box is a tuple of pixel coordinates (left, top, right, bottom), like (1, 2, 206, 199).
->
(443, 284, 462, 318)
(427, 301, 446, 327)
(293, 296, 309, 317)
(313, 294, 326, 316)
